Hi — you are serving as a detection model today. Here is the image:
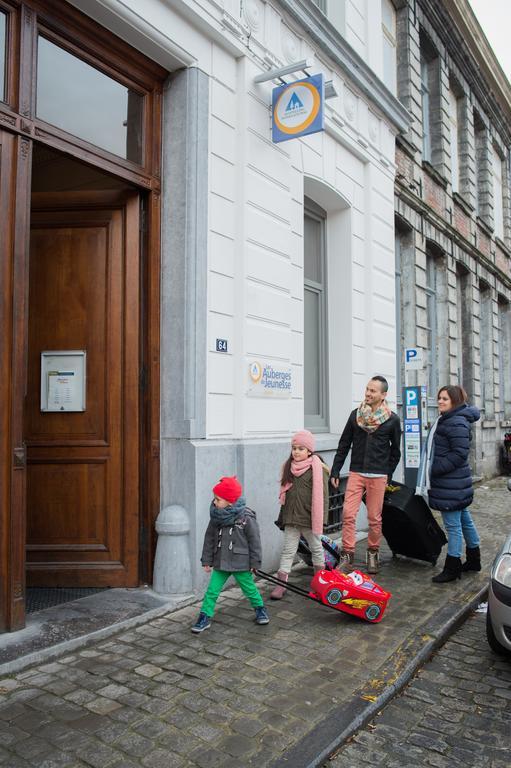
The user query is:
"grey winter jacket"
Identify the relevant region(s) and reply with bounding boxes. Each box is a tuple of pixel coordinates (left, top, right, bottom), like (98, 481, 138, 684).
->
(201, 507, 262, 571)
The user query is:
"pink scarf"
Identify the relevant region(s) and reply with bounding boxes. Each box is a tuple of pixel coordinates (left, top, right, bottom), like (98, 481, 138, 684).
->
(278, 455, 324, 535)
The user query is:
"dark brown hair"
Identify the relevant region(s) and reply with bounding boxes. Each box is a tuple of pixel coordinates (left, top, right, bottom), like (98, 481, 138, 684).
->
(437, 384, 467, 409)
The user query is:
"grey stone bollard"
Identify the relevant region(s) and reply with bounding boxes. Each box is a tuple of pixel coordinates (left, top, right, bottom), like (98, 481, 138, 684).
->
(153, 505, 192, 596)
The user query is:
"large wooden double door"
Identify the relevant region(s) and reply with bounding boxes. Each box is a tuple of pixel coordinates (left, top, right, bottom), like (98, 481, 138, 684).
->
(0, 0, 164, 632)
(25, 192, 140, 587)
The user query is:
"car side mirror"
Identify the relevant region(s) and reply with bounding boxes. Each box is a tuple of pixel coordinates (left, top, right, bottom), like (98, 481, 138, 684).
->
(507, 478, 511, 492)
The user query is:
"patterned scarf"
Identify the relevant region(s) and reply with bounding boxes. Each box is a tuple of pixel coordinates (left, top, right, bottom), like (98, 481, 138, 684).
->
(356, 400, 392, 433)
(278, 455, 324, 536)
(209, 496, 246, 526)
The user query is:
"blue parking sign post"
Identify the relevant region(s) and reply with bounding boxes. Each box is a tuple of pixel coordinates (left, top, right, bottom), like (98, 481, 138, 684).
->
(402, 386, 424, 487)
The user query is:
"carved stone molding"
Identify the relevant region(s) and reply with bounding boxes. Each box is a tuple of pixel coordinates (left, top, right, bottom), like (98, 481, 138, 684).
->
(243, 0, 261, 32)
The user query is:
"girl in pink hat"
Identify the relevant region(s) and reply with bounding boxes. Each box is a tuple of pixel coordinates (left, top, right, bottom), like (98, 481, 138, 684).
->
(270, 430, 329, 599)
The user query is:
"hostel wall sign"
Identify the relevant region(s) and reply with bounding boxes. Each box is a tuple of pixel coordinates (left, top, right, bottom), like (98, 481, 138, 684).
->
(272, 74, 324, 143)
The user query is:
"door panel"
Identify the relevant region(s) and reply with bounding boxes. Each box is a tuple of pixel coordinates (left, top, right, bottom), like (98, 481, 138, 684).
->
(26, 193, 140, 587)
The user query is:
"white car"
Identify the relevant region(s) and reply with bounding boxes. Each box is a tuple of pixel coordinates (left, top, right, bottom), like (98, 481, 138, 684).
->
(486, 478, 511, 656)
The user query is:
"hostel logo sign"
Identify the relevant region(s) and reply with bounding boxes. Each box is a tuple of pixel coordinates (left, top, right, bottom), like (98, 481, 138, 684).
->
(247, 360, 292, 398)
(272, 74, 324, 143)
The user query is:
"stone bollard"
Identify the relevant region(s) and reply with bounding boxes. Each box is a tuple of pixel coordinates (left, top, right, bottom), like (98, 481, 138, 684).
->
(153, 505, 192, 596)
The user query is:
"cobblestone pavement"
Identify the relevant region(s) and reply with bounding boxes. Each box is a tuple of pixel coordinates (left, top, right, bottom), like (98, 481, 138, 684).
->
(327, 611, 511, 768)
(0, 477, 509, 768)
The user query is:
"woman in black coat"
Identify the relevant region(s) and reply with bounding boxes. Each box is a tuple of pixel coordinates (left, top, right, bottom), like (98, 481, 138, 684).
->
(422, 385, 481, 583)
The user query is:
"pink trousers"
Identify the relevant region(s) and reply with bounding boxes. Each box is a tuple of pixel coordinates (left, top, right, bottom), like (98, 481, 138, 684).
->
(342, 471, 387, 552)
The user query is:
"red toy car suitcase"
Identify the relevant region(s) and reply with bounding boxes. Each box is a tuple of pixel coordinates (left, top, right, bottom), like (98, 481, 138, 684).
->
(309, 569, 391, 622)
(256, 568, 391, 623)
(382, 481, 446, 565)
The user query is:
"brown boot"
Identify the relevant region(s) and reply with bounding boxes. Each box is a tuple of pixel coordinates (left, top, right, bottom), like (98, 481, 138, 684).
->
(270, 571, 288, 599)
(336, 551, 354, 573)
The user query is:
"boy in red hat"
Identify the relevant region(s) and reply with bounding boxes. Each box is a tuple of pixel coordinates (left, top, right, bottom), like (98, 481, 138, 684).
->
(191, 476, 269, 633)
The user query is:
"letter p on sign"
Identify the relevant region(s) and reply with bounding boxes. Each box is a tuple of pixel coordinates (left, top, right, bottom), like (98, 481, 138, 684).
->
(405, 348, 422, 370)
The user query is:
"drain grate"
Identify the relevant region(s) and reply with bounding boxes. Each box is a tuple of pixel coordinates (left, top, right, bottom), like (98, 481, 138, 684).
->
(26, 587, 108, 614)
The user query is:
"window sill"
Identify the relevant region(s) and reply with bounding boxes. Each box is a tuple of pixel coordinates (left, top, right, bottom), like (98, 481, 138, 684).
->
(396, 133, 419, 159)
(481, 420, 497, 429)
(313, 433, 343, 451)
(452, 192, 474, 217)
(476, 216, 493, 238)
(495, 236, 511, 258)
(422, 161, 448, 190)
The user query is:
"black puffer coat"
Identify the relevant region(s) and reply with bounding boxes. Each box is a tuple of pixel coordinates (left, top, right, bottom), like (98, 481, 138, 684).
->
(428, 404, 480, 512)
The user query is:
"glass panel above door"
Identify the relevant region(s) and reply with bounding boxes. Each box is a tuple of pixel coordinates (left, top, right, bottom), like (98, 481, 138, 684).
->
(0, 12, 6, 102)
(36, 36, 143, 163)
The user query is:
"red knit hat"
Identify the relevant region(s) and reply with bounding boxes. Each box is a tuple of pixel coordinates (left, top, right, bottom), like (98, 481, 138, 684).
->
(212, 476, 243, 504)
(292, 430, 315, 453)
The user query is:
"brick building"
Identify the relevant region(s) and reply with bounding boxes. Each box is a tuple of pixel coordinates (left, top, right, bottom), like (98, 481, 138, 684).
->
(393, 0, 511, 476)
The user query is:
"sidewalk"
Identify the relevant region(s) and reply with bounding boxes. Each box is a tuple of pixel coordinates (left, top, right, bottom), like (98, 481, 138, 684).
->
(0, 477, 508, 768)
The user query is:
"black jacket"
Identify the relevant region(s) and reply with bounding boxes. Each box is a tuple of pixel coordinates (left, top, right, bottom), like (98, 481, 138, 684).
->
(428, 404, 480, 512)
(331, 409, 401, 478)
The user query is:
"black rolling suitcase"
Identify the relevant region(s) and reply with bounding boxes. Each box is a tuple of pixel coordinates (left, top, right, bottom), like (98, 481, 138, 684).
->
(382, 481, 446, 564)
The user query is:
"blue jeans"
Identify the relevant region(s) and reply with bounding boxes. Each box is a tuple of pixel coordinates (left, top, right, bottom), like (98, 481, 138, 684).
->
(441, 509, 480, 558)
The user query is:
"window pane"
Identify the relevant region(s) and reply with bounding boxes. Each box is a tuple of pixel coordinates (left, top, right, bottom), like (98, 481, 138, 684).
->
(304, 288, 321, 416)
(0, 12, 6, 102)
(449, 89, 459, 192)
(493, 146, 504, 239)
(304, 215, 322, 283)
(36, 36, 143, 163)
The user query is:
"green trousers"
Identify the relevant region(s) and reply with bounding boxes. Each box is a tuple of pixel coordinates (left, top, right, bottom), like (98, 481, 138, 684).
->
(201, 569, 264, 617)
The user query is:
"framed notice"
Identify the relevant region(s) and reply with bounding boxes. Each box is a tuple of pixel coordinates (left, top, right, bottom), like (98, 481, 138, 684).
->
(40, 351, 86, 412)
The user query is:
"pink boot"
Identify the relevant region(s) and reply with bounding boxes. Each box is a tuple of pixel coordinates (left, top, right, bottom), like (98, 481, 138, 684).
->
(270, 571, 288, 599)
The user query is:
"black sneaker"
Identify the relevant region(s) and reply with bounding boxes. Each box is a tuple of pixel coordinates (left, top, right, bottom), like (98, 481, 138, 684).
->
(254, 606, 270, 625)
(191, 612, 211, 633)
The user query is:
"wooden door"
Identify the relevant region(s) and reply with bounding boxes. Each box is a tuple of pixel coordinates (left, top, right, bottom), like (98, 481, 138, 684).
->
(0, 130, 31, 631)
(25, 192, 140, 587)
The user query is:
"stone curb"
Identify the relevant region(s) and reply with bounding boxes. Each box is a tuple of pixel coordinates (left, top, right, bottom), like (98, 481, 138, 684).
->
(0, 593, 196, 677)
(270, 582, 488, 768)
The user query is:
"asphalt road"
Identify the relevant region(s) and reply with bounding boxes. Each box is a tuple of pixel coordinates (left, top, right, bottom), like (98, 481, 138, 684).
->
(326, 610, 510, 768)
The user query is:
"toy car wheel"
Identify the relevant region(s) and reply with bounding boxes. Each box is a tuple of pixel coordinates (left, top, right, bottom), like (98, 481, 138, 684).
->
(365, 604, 381, 622)
(326, 588, 342, 606)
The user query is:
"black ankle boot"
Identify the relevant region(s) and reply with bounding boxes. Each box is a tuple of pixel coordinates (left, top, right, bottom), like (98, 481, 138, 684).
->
(461, 546, 481, 572)
(432, 555, 462, 583)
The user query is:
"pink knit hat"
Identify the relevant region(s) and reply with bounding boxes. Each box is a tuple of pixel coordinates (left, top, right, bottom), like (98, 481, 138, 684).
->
(291, 430, 315, 453)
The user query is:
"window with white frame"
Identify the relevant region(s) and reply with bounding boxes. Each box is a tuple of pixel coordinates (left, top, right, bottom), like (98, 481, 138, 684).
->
(425, 252, 438, 396)
(480, 281, 494, 418)
(304, 199, 328, 431)
(382, 0, 397, 94)
(498, 296, 511, 418)
(493, 145, 504, 240)
(448, 87, 460, 193)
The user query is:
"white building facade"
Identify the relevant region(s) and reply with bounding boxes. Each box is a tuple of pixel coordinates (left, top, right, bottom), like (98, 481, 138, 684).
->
(152, 0, 410, 589)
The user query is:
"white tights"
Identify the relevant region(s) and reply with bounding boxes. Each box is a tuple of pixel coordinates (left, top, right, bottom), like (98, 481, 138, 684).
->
(279, 525, 325, 573)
